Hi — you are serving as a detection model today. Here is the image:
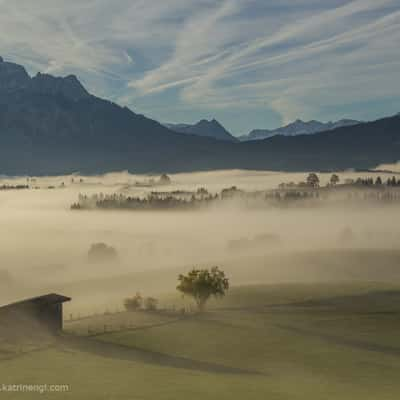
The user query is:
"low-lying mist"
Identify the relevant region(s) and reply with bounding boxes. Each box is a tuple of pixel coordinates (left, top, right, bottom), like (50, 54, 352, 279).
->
(1, 169, 400, 315)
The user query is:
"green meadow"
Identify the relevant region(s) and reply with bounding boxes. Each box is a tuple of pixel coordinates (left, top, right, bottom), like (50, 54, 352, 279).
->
(2, 283, 400, 399)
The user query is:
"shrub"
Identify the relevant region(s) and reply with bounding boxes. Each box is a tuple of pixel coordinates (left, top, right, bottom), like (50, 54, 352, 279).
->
(124, 293, 143, 311)
(88, 242, 118, 263)
(144, 297, 158, 311)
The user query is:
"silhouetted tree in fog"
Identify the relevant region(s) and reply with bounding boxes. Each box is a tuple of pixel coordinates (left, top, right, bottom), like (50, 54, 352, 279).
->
(330, 174, 340, 186)
(306, 173, 320, 188)
(177, 267, 229, 312)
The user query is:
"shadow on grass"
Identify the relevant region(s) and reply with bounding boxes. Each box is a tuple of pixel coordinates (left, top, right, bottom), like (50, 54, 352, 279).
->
(276, 324, 400, 357)
(59, 335, 264, 376)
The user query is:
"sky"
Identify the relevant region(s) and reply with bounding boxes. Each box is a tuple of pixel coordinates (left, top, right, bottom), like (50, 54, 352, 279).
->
(0, 0, 400, 135)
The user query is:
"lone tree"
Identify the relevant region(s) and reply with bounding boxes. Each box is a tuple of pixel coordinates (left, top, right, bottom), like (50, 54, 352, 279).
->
(330, 174, 340, 186)
(177, 266, 229, 312)
(306, 173, 320, 188)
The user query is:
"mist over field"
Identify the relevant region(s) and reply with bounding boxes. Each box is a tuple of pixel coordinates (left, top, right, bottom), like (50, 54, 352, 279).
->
(2, 1, 400, 397)
(1, 169, 400, 315)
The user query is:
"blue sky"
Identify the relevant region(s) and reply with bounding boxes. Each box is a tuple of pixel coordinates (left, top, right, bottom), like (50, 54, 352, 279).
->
(1, 0, 400, 135)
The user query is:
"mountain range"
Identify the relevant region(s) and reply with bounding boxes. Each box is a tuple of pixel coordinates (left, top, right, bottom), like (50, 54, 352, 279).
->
(165, 118, 362, 142)
(238, 119, 362, 141)
(0, 56, 399, 175)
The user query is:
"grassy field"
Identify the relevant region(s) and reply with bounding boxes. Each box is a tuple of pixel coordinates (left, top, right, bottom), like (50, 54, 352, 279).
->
(2, 283, 400, 399)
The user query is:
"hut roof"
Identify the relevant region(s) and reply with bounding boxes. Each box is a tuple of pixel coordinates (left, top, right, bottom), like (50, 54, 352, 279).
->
(0, 293, 71, 310)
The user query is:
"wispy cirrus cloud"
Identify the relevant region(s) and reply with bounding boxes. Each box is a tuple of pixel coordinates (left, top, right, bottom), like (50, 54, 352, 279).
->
(0, 0, 399, 133)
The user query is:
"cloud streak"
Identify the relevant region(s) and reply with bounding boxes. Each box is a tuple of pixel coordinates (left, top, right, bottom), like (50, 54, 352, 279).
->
(0, 0, 399, 132)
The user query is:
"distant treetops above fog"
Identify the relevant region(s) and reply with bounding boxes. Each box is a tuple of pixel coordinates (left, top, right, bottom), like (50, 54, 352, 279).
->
(70, 173, 400, 212)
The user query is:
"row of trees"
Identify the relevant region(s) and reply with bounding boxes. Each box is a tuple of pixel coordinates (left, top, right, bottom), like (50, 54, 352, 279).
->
(0, 184, 29, 190)
(281, 173, 338, 188)
(71, 191, 218, 211)
(282, 173, 400, 189)
(353, 176, 400, 186)
(266, 190, 319, 202)
(280, 173, 333, 188)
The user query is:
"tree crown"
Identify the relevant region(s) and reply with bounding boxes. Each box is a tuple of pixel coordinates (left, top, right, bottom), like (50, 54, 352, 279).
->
(306, 173, 320, 187)
(177, 266, 229, 310)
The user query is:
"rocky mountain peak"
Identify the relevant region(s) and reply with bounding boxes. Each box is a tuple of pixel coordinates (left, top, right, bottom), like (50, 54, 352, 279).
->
(0, 57, 31, 91)
(0, 57, 90, 101)
(30, 72, 90, 101)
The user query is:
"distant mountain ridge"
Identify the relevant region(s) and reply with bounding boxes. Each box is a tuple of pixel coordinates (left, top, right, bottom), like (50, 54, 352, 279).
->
(165, 119, 237, 142)
(239, 118, 362, 141)
(0, 56, 399, 175)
